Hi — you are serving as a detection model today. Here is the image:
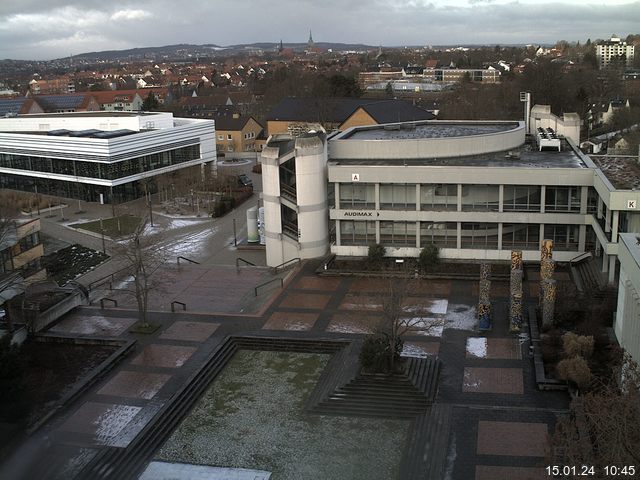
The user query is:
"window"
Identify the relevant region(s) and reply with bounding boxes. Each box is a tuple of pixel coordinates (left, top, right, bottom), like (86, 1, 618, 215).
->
(545, 186, 580, 212)
(340, 220, 376, 245)
(421, 184, 457, 211)
(461, 223, 499, 249)
(218, 135, 223, 141)
(227, 134, 233, 140)
(461, 185, 499, 211)
(380, 221, 415, 246)
(503, 185, 541, 212)
(380, 184, 414, 210)
(502, 224, 539, 250)
(544, 225, 579, 251)
(420, 222, 457, 248)
(339, 183, 375, 209)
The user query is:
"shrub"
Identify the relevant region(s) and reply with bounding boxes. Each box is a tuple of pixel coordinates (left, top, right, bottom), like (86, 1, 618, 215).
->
(562, 332, 595, 359)
(418, 243, 439, 270)
(367, 243, 386, 270)
(556, 356, 592, 388)
(359, 335, 389, 373)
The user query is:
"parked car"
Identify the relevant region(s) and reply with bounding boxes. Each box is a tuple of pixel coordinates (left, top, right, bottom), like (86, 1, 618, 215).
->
(238, 174, 253, 188)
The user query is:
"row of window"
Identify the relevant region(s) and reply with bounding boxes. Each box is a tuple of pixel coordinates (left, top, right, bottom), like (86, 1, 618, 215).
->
(0, 145, 200, 181)
(337, 183, 593, 213)
(339, 220, 582, 251)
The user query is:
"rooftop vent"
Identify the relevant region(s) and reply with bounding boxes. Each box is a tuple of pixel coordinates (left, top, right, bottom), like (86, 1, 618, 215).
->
(536, 127, 561, 152)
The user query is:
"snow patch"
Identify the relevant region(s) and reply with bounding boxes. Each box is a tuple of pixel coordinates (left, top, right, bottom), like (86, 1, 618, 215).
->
(444, 304, 477, 331)
(466, 337, 487, 358)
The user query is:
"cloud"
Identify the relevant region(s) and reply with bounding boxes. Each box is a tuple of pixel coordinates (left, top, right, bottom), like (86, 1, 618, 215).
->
(110, 9, 152, 21)
(0, 0, 639, 60)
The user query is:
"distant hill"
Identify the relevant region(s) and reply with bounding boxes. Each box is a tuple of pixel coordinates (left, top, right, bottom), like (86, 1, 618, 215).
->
(62, 42, 378, 62)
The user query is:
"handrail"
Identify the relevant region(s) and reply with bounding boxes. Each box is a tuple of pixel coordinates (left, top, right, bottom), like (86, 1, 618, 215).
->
(171, 301, 186, 312)
(177, 256, 200, 265)
(236, 257, 256, 267)
(100, 298, 118, 308)
(88, 265, 130, 292)
(273, 257, 300, 274)
(254, 277, 283, 296)
(569, 252, 592, 264)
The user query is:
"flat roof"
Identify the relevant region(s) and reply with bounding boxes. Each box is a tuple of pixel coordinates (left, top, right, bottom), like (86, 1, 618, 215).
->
(591, 156, 640, 190)
(330, 139, 587, 169)
(341, 122, 519, 141)
(15, 111, 157, 118)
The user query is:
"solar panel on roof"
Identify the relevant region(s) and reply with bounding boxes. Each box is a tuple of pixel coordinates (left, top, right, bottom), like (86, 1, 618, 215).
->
(68, 129, 102, 137)
(90, 129, 136, 139)
(47, 129, 71, 136)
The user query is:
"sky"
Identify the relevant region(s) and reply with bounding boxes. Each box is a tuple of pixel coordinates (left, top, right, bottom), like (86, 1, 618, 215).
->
(0, 0, 639, 61)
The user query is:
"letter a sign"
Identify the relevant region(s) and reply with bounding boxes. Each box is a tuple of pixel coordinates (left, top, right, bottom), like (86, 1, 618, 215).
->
(351, 173, 360, 182)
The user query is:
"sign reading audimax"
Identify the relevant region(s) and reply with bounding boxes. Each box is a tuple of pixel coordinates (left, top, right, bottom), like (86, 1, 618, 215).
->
(340, 210, 380, 217)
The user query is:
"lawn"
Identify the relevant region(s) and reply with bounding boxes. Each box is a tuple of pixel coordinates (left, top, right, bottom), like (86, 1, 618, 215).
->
(70, 215, 142, 238)
(155, 350, 409, 480)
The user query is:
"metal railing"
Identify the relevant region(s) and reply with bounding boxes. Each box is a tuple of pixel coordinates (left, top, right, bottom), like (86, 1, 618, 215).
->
(99, 298, 118, 309)
(273, 257, 300, 274)
(177, 256, 200, 265)
(171, 301, 186, 312)
(88, 266, 130, 292)
(569, 251, 592, 264)
(236, 257, 256, 267)
(254, 277, 284, 296)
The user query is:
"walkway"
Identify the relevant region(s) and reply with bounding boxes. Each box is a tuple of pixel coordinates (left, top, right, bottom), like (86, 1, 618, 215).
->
(1, 260, 569, 480)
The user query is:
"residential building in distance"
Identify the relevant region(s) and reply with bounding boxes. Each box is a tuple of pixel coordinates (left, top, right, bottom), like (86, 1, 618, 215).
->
(28, 94, 100, 113)
(265, 97, 434, 136)
(0, 217, 45, 284)
(0, 111, 215, 203)
(213, 114, 263, 154)
(596, 35, 635, 68)
(90, 90, 144, 111)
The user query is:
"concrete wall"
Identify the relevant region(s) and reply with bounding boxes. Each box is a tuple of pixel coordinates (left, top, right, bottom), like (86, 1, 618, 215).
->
(615, 233, 640, 364)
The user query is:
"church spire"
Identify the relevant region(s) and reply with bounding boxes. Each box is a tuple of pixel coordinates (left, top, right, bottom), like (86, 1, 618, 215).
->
(278, 39, 284, 53)
(308, 30, 314, 49)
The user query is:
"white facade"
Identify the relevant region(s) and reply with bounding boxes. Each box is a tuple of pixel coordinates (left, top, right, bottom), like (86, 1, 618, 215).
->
(596, 36, 635, 68)
(0, 112, 215, 203)
(261, 133, 329, 267)
(615, 233, 640, 364)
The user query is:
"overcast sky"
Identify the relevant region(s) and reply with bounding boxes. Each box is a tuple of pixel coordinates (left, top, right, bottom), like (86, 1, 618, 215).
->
(0, 0, 639, 61)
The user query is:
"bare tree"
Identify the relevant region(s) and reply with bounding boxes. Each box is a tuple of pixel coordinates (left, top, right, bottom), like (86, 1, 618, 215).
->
(0, 201, 26, 332)
(112, 218, 166, 329)
(552, 353, 640, 468)
(362, 278, 445, 373)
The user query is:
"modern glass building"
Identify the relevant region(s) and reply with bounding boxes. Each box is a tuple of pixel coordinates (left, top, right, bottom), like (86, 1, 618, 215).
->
(0, 112, 215, 203)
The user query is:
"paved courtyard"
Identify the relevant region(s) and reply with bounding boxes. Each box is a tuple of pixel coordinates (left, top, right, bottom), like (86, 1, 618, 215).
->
(1, 260, 569, 480)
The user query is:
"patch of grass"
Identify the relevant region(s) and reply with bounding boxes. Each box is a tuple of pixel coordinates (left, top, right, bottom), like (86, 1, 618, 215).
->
(43, 244, 109, 286)
(128, 321, 161, 334)
(70, 215, 142, 238)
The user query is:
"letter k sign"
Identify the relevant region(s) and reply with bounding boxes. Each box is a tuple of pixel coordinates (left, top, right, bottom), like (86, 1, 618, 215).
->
(628, 200, 637, 209)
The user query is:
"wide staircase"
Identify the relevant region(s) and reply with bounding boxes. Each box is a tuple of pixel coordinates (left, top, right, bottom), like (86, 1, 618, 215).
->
(570, 253, 606, 293)
(309, 356, 441, 418)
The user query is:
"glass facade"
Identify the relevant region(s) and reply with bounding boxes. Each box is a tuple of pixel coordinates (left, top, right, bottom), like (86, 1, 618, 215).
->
(545, 186, 581, 212)
(340, 220, 376, 246)
(544, 224, 580, 251)
(339, 183, 375, 209)
(420, 222, 457, 248)
(503, 185, 542, 212)
(420, 184, 457, 211)
(461, 223, 500, 249)
(502, 223, 540, 250)
(380, 221, 416, 246)
(380, 184, 414, 210)
(0, 144, 200, 181)
(461, 185, 499, 211)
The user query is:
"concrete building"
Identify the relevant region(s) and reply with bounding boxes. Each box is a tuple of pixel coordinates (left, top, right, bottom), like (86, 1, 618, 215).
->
(0, 111, 215, 203)
(260, 106, 640, 289)
(0, 218, 46, 285)
(596, 35, 635, 68)
(615, 233, 640, 365)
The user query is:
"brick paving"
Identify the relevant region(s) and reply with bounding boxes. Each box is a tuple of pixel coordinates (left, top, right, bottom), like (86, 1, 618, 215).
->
(3, 259, 572, 480)
(97, 371, 171, 400)
(262, 311, 319, 331)
(159, 321, 220, 342)
(476, 421, 549, 457)
(462, 367, 524, 394)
